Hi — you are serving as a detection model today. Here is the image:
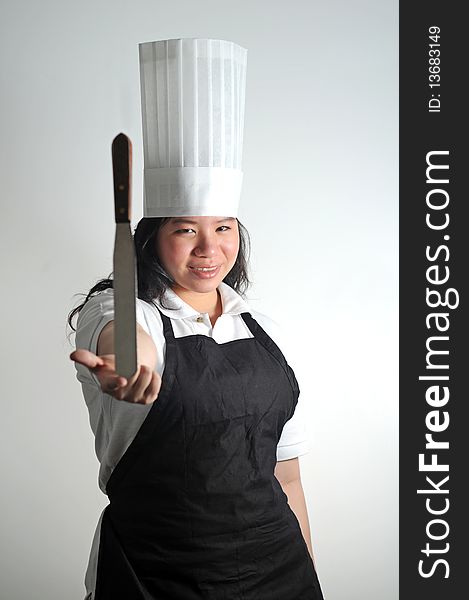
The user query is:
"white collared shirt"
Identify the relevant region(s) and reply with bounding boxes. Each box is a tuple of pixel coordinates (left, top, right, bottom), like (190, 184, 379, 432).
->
(74, 281, 311, 599)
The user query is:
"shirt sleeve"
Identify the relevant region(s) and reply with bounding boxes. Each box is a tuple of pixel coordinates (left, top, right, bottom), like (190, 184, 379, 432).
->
(250, 310, 311, 462)
(73, 288, 155, 488)
(74, 288, 150, 388)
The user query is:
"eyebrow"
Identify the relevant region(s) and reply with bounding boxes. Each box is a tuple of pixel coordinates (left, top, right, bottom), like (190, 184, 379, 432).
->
(169, 217, 236, 225)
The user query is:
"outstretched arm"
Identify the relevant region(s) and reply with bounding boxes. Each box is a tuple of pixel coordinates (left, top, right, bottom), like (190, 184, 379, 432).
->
(70, 322, 160, 404)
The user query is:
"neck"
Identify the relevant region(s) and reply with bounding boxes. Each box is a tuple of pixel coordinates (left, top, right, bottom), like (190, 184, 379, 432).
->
(172, 286, 223, 322)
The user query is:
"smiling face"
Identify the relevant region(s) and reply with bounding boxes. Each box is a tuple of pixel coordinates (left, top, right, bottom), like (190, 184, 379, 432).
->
(156, 216, 240, 301)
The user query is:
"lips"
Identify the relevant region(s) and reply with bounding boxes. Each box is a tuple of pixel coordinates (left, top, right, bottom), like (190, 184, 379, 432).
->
(188, 264, 221, 278)
(189, 265, 219, 271)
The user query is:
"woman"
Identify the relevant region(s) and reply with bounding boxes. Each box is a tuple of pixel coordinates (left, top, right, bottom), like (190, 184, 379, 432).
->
(68, 214, 324, 599)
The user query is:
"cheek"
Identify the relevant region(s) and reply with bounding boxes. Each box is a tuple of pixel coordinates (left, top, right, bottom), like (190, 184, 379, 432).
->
(158, 237, 189, 269)
(156, 235, 172, 267)
(224, 236, 240, 260)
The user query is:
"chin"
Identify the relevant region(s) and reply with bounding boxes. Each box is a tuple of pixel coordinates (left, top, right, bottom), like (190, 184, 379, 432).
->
(191, 279, 223, 291)
(176, 275, 224, 294)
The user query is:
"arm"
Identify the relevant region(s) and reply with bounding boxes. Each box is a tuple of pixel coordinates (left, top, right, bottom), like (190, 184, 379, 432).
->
(97, 321, 157, 368)
(70, 321, 160, 404)
(274, 457, 317, 565)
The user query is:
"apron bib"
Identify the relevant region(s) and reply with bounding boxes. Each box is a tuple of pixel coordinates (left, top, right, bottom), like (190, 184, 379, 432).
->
(95, 310, 324, 599)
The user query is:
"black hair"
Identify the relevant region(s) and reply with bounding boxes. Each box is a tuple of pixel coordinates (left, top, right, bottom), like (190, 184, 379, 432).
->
(67, 217, 251, 333)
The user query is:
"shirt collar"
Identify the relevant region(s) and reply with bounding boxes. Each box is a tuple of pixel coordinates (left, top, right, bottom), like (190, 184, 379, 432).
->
(154, 281, 250, 320)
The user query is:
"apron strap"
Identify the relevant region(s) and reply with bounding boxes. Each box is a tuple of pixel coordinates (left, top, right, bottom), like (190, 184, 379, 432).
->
(154, 307, 176, 341)
(240, 312, 300, 399)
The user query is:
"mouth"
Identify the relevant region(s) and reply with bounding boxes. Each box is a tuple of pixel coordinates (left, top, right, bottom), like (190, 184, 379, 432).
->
(188, 264, 221, 279)
(189, 265, 220, 272)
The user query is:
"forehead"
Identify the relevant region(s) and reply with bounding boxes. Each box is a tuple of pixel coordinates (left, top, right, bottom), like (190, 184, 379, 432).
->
(167, 216, 236, 225)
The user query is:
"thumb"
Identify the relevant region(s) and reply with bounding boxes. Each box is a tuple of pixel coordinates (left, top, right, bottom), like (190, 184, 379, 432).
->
(70, 349, 105, 370)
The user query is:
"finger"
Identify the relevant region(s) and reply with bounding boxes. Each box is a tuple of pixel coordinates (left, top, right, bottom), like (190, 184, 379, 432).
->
(103, 376, 128, 395)
(112, 367, 143, 401)
(132, 365, 154, 403)
(70, 349, 104, 370)
(126, 365, 153, 404)
(119, 365, 142, 388)
(142, 373, 162, 405)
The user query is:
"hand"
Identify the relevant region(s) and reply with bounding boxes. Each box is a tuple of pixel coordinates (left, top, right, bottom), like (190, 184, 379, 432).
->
(70, 349, 161, 405)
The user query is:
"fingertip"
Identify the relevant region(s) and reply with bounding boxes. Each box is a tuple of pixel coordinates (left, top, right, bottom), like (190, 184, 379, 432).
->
(110, 378, 125, 391)
(70, 350, 80, 361)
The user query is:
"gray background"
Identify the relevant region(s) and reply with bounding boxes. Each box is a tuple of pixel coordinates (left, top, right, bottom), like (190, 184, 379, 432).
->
(0, 1, 398, 598)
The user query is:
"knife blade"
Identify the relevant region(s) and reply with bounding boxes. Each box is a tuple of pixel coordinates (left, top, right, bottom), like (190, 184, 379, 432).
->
(112, 133, 137, 379)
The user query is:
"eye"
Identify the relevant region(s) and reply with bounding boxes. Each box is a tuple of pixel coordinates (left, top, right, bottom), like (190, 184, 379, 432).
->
(175, 226, 231, 234)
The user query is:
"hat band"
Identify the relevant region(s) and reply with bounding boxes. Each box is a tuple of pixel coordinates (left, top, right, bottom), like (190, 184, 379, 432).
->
(143, 167, 243, 217)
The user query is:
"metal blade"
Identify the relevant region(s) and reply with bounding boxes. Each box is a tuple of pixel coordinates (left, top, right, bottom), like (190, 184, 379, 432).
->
(113, 223, 137, 378)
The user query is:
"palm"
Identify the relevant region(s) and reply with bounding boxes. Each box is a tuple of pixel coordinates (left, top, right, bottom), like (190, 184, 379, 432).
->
(70, 349, 126, 390)
(70, 349, 161, 404)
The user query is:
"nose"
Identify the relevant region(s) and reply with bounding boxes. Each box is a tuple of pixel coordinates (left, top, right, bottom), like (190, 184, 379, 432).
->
(193, 231, 218, 257)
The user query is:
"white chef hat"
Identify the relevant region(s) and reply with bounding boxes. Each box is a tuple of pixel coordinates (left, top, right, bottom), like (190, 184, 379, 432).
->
(138, 38, 248, 218)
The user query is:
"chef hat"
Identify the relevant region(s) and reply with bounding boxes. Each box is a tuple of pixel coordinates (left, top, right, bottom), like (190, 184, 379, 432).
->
(138, 38, 248, 218)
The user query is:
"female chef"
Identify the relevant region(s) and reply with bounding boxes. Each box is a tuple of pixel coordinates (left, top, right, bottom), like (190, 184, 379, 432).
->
(68, 38, 324, 600)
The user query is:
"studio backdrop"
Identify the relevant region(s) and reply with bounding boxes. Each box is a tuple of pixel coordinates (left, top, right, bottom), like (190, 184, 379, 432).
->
(0, 1, 397, 599)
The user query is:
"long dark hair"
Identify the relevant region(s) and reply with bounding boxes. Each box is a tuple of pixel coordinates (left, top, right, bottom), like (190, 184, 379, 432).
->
(67, 217, 252, 333)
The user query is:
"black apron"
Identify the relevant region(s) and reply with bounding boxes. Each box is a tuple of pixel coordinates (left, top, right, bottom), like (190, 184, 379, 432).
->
(94, 309, 324, 600)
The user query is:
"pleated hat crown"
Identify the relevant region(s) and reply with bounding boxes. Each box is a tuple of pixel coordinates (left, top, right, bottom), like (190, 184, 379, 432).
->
(138, 38, 248, 217)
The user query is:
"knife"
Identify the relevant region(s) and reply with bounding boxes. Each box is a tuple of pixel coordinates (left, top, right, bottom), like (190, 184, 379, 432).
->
(112, 133, 138, 379)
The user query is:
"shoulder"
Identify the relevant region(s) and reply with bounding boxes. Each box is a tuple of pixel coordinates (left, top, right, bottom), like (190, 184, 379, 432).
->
(75, 288, 157, 352)
(75, 289, 114, 353)
(248, 310, 284, 350)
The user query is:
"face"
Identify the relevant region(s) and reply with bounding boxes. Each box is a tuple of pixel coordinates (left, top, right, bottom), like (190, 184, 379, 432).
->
(156, 216, 240, 296)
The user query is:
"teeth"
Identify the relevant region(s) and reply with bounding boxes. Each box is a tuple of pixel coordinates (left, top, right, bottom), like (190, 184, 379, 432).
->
(192, 266, 217, 271)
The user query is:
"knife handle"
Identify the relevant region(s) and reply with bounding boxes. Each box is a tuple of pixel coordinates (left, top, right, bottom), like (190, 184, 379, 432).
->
(112, 133, 132, 223)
